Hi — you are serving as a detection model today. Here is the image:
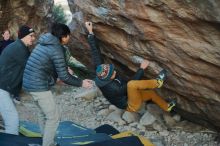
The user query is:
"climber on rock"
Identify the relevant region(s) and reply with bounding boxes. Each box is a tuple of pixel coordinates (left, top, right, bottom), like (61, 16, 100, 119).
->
(85, 21, 176, 112)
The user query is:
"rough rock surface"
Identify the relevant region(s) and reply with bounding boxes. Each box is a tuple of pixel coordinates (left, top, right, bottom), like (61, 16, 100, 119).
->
(67, 0, 220, 130)
(0, 0, 53, 38)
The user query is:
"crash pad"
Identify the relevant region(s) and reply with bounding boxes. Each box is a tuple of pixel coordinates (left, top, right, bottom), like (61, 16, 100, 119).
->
(0, 132, 42, 146)
(19, 121, 95, 138)
(112, 131, 154, 146)
(80, 136, 144, 146)
(56, 133, 111, 146)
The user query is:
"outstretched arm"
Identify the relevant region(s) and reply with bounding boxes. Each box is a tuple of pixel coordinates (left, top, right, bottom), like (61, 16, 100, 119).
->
(85, 22, 103, 68)
(51, 47, 93, 88)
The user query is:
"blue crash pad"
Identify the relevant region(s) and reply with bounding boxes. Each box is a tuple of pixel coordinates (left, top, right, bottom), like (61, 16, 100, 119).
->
(56, 133, 111, 146)
(19, 121, 95, 137)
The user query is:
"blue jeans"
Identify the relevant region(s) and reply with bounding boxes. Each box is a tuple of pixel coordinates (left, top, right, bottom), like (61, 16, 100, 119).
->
(0, 89, 19, 135)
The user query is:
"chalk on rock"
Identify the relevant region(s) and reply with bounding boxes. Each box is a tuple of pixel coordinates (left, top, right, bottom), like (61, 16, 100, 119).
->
(130, 55, 144, 64)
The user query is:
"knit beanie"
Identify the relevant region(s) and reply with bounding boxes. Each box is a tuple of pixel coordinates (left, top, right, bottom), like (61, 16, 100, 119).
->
(18, 25, 35, 39)
(96, 64, 115, 80)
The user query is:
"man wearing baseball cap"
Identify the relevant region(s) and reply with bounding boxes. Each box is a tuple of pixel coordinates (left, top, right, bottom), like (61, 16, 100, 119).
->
(0, 25, 35, 135)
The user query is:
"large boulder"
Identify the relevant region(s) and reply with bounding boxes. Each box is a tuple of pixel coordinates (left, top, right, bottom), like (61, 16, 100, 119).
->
(67, 0, 220, 130)
(0, 0, 53, 38)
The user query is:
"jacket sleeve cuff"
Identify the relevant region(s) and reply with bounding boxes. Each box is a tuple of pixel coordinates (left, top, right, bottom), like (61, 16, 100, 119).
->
(88, 33, 94, 38)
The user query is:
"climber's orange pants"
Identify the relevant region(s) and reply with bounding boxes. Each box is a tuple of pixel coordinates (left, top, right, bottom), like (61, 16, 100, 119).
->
(126, 79, 168, 112)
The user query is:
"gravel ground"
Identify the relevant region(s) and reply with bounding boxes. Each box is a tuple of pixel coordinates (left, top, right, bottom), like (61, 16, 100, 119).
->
(16, 85, 219, 146)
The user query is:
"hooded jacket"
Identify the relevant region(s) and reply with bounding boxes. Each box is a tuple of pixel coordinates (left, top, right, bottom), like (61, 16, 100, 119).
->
(88, 34, 144, 109)
(23, 33, 82, 92)
(0, 39, 30, 96)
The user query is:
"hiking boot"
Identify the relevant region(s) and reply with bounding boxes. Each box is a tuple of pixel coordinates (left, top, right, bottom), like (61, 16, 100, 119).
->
(167, 100, 176, 112)
(156, 69, 167, 88)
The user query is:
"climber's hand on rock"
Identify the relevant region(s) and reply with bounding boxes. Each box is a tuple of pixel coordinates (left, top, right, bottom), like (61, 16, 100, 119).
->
(85, 22, 93, 34)
(140, 60, 150, 70)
